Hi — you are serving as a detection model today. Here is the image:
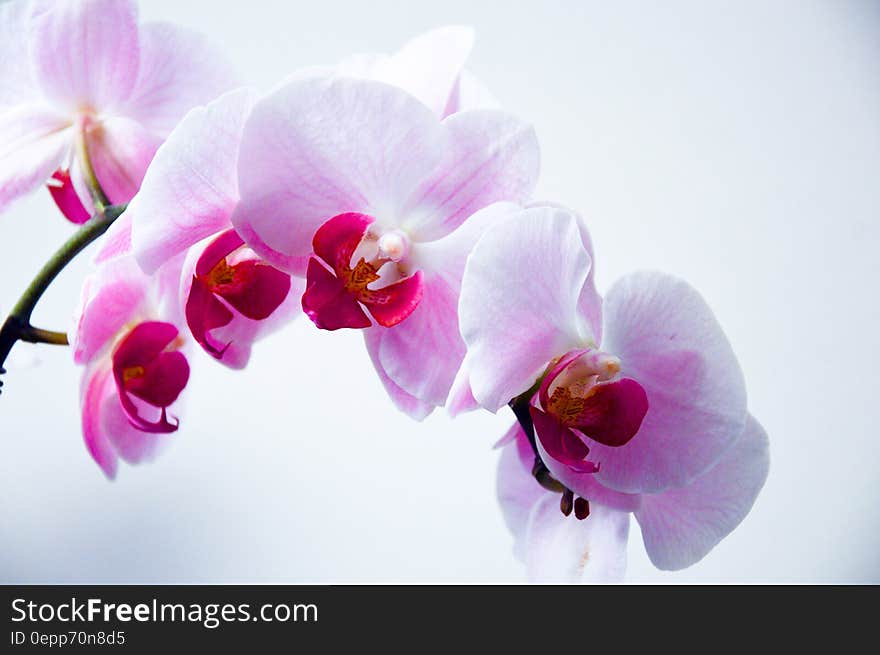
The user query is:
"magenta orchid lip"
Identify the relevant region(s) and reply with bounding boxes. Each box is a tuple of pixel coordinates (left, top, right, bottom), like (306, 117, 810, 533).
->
(302, 212, 424, 331)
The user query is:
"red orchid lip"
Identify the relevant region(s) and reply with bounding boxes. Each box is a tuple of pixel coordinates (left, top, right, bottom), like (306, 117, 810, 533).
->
(186, 229, 292, 360)
(47, 169, 91, 225)
(301, 212, 424, 331)
(530, 405, 599, 474)
(111, 321, 190, 434)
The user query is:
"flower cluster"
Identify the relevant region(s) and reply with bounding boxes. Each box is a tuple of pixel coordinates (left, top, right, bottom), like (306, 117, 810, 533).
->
(0, 0, 768, 582)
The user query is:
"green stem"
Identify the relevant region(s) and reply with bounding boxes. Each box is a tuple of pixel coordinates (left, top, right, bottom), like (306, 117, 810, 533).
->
(19, 326, 70, 346)
(0, 204, 126, 387)
(74, 117, 110, 211)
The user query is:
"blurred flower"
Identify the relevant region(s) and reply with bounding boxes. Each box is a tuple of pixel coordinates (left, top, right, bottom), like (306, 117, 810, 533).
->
(497, 418, 769, 581)
(70, 256, 191, 478)
(0, 0, 237, 219)
(102, 89, 300, 368)
(459, 206, 769, 578)
(231, 74, 539, 419)
(335, 26, 497, 117)
(497, 427, 630, 583)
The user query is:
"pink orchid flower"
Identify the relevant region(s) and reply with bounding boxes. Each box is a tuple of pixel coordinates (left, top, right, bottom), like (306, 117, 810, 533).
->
(458, 206, 769, 577)
(99, 89, 302, 369)
(335, 26, 497, 118)
(230, 75, 539, 418)
(0, 0, 236, 221)
(497, 417, 769, 581)
(497, 428, 631, 583)
(70, 255, 191, 478)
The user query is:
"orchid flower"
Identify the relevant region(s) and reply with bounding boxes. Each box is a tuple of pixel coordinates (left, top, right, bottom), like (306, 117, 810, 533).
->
(70, 255, 191, 478)
(230, 75, 539, 418)
(96, 89, 301, 368)
(335, 25, 497, 118)
(497, 428, 630, 583)
(0, 0, 236, 221)
(457, 207, 770, 578)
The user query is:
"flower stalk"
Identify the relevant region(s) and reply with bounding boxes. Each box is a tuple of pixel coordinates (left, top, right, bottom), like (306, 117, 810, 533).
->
(0, 204, 126, 393)
(509, 390, 565, 493)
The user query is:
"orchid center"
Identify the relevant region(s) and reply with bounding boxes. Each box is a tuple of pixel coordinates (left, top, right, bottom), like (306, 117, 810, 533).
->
(536, 348, 647, 449)
(345, 257, 382, 293)
(518, 348, 649, 521)
(542, 350, 623, 428)
(186, 229, 292, 360)
(206, 258, 237, 287)
(302, 212, 424, 331)
(121, 365, 146, 384)
(111, 321, 190, 434)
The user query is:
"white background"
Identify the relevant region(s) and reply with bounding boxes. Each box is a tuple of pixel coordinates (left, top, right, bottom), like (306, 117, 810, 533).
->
(1, 0, 878, 583)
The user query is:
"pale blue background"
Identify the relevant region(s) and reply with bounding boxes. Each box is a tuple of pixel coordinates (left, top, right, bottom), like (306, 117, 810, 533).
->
(1, 0, 878, 582)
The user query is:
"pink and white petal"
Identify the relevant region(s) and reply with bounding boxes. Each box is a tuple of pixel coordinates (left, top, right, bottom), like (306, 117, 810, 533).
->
(447, 355, 479, 417)
(525, 497, 630, 584)
(379, 26, 475, 117)
(497, 429, 546, 562)
(72, 277, 145, 364)
(373, 273, 465, 408)
(231, 76, 446, 273)
(336, 27, 477, 118)
(403, 110, 539, 241)
(459, 208, 590, 411)
(29, 0, 140, 112)
(591, 272, 748, 494)
(573, 215, 603, 344)
(526, 201, 603, 343)
(83, 115, 162, 205)
(121, 21, 238, 135)
(0, 105, 70, 212)
(494, 421, 522, 450)
(364, 329, 434, 421)
(634, 415, 769, 570)
(70, 259, 148, 365)
(414, 200, 520, 277)
(129, 89, 253, 273)
(0, 0, 44, 106)
(94, 211, 132, 263)
(79, 363, 118, 479)
(442, 69, 499, 117)
(150, 253, 189, 327)
(100, 391, 173, 465)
